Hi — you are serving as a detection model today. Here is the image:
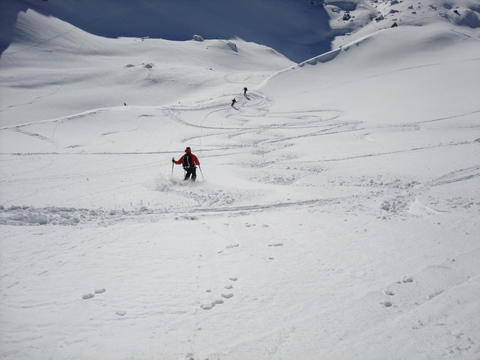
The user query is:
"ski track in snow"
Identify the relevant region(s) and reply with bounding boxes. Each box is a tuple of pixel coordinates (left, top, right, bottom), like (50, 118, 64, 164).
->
(1, 90, 479, 226)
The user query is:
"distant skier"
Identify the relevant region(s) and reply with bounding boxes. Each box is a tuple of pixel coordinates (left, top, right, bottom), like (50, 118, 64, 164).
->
(243, 87, 248, 96)
(172, 147, 200, 181)
(231, 98, 237, 107)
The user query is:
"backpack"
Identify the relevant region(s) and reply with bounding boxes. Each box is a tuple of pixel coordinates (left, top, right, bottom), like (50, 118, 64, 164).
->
(183, 153, 192, 169)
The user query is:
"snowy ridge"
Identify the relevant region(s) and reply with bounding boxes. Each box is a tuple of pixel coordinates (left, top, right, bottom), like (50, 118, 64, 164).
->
(1, 0, 333, 62)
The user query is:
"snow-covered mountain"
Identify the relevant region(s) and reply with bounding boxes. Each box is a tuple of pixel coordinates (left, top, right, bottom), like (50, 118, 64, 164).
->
(1, 0, 335, 62)
(0, 0, 479, 359)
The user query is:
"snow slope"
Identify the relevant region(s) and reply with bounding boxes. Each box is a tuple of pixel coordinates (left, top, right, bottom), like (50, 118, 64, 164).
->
(1, 0, 480, 359)
(0, 6, 294, 127)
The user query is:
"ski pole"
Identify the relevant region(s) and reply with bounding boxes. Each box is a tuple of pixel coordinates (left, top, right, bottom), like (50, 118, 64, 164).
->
(199, 165, 204, 180)
(171, 157, 174, 174)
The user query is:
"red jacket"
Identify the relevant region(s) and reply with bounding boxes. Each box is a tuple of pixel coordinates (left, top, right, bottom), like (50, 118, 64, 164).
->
(174, 153, 200, 168)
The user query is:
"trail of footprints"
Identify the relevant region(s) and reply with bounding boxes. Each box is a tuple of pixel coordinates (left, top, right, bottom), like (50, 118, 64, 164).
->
(81, 221, 285, 314)
(82, 279, 238, 313)
(378, 250, 477, 312)
(82, 288, 127, 316)
(82, 287, 106, 300)
(202, 222, 285, 310)
(200, 277, 238, 310)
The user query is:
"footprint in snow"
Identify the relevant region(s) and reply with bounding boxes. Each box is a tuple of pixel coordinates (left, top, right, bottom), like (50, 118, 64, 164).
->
(200, 278, 238, 310)
(82, 288, 106, 300)
(185, 353, 197, 360)
(382, 301, 393, 307)
(200, 303, 214, 310)
(201, 299, 224, 310)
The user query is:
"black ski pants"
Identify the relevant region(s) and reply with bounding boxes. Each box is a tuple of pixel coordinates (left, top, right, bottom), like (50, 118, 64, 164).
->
(184, 167, 197, 181)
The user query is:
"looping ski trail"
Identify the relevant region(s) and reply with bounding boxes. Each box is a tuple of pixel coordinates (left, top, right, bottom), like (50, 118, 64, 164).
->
(165, 90, 350, 149)
(2, 82, 478, 229)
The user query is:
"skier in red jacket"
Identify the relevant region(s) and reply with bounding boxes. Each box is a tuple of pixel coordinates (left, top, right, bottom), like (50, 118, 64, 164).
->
(172, 147, 200, 181)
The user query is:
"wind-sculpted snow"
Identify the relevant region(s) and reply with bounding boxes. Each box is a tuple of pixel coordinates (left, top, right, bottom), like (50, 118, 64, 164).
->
(326, 0, 480, 49)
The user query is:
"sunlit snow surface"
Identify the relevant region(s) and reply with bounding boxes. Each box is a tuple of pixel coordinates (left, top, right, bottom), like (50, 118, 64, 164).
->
(1, 0, 479, 359)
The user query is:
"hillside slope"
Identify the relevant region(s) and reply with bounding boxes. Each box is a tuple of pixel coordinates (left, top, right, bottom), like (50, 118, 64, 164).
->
(0, 0, 479, 359)
(0, 7, 295, 127)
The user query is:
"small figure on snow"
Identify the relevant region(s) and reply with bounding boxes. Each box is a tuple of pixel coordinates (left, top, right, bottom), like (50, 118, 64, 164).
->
(243, 87, 248, 96)
(231, 98, 237, 107)
(172, 147, 201, 181)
